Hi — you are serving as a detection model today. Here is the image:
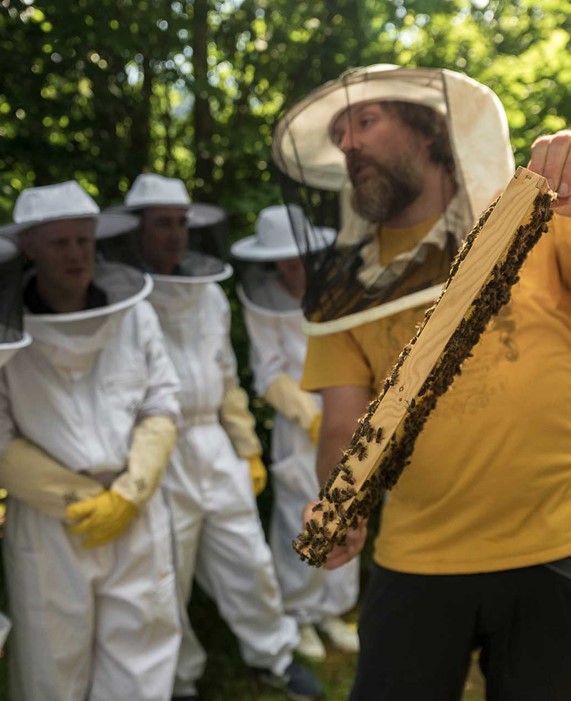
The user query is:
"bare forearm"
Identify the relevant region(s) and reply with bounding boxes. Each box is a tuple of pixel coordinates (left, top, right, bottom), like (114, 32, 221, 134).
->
(316, 423, 355, 486)
(316, 384, 371, 486)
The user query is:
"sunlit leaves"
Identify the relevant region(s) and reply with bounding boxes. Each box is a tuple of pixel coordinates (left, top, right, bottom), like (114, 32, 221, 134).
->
(0, 0, 570, 221)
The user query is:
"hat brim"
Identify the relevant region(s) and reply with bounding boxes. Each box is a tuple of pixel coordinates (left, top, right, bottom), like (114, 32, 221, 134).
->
(231, 227, 336, 262)
(110, 202, 226, 229)
(153, 262, 233, 285)
(272, 65, 448, 191)
(0, 212, 138, 240)
(96, 213, 139, 239)
(187, 203, 227, 229)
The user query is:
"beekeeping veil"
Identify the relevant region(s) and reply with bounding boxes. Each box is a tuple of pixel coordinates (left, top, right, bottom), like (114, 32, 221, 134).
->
(230, 204, 335, 317)
(271, 64, 514, 334)
(0, 180, 147, 377)
(0, 236, 30, 368)
(100, 173, 232, 285)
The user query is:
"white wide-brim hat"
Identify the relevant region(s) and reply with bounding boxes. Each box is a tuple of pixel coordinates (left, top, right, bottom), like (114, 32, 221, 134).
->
(114, 173, 227, 229)
(231, 204, 336, 262)
(272, 64, 514, 220)
(187, 202, 227, 229)
(120, 173, 191, 210)
(0, 180, 137, 239)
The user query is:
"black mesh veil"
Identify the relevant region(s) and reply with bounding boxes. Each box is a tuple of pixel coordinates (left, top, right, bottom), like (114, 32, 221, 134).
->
(0, 236, 25, 344)
(277, 173, 367, 322)
(230, 201, 337, 316)
(278, 168, 461, 327)
(98, 204, 231, 281)
(270, 65, 515, 334)
(186, 203, 229, 262)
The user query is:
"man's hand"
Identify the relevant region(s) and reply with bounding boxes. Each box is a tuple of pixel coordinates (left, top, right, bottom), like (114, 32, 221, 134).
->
(302, 499, 367, 570)
(528, 130, 571, 216)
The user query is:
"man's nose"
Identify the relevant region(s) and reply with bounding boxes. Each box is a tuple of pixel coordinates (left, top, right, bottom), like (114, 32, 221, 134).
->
(339, 129, 359, 154)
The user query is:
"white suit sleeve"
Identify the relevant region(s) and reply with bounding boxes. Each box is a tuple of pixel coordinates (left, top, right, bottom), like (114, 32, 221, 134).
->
(136, 301, 181, 422)
(243, 305, 320, 431)
(214, 288, 262, 458)
(0, 370, 103, 519)
(109, 303, 180, 506)
(242, 305, 287, 397)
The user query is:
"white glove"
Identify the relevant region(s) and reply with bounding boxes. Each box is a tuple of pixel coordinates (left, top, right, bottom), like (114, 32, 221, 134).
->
(265, 373, 321, 432)
(111, 414, 178, 508)
(220, 386, 262, 458)
(66, 414, 178, 549)
(0, 438, 103, 520)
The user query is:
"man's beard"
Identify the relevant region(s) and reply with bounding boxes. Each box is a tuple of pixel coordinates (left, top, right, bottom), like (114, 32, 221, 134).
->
(349, 155, 424, 224)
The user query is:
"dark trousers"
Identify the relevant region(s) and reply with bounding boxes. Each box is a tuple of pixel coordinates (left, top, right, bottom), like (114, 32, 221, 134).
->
(350, 563, 571, 701)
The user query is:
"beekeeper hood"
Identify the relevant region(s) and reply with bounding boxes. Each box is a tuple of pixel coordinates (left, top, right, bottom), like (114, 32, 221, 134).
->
(231, 204, 335, 317)
(271, 64, 515, 334)
(1, 181, 149, 375)
(0, 236, 31, 368)
(102, 173, 232, 285)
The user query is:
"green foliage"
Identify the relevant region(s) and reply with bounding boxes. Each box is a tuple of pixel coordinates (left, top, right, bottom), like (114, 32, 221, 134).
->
(1, 0, 570, 226)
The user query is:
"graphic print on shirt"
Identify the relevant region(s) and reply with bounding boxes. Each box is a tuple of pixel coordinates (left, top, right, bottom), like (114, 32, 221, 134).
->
(436, 303, 520, 421)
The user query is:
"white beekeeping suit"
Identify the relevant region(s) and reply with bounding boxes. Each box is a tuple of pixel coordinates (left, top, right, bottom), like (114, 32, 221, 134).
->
(0, 235, 30, 650)
(107, 174, 323, 701)
(232, 205, 360, 661)
(0, 182, 181, 701)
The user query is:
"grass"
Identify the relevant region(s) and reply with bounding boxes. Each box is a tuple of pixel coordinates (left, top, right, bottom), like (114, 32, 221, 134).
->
(189, 585, 358, 700)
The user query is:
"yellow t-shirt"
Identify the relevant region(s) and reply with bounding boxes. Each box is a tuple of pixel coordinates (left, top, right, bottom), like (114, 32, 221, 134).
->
(302, 214, 571, 574)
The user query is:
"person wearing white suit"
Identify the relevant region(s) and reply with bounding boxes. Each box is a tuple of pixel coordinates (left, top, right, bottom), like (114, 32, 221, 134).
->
(0, 235, 31, 650)
(112, 174, 323, 701)
(231, 205, 360, 661)
(0, 181, 182, 701)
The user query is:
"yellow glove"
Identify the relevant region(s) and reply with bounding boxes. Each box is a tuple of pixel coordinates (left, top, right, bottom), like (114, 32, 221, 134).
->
(248, 455, 267, 497)
(308, 413, 322, 446)
(67, 490, 139, 548)
(0, 438, 103, 520)
(265, 373, 320, 432)
(66, 414, 177, 549)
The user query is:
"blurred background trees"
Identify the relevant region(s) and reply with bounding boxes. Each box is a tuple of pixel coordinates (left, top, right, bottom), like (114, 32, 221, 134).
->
(2, 0, 570, 219)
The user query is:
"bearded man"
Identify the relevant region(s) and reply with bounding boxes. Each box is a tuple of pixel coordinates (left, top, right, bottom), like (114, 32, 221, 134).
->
(272, 65, 571, 700)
